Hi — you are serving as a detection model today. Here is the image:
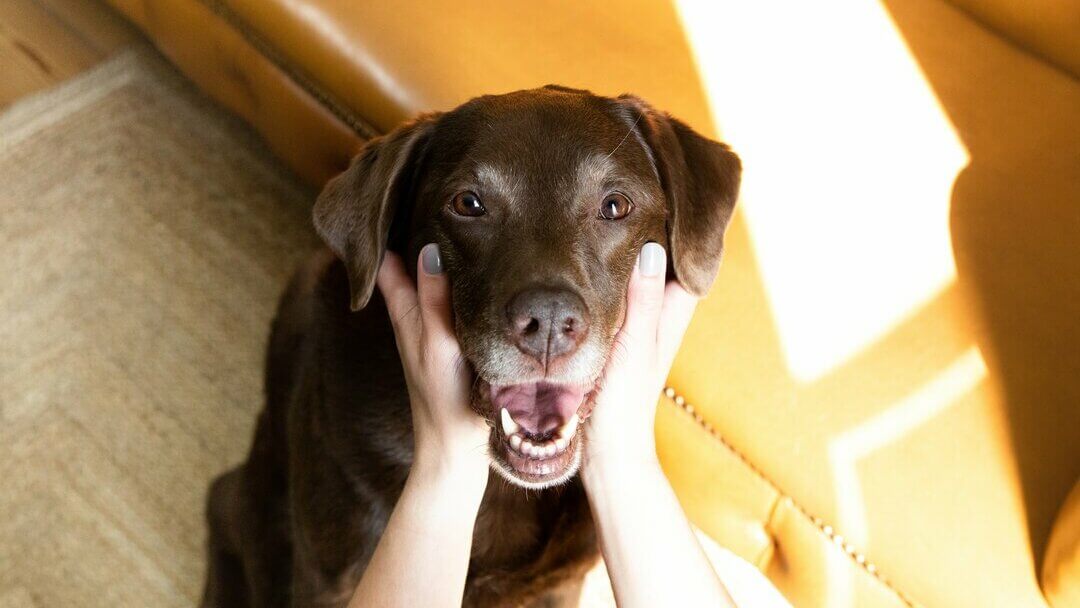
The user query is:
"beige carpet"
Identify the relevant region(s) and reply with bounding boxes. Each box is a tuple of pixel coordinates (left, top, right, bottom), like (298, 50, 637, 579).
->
(0, 48, 318, 606)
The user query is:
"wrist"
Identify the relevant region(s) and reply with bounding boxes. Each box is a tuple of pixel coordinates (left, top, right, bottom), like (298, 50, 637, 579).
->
(580, 444, 664, 492)
(387, 452, 489, 553)
(582, 431, 659, 474)
(411, 447, 490, 496)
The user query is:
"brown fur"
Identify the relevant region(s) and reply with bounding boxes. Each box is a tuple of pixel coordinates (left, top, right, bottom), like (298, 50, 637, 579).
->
(201, 86, 740, 607)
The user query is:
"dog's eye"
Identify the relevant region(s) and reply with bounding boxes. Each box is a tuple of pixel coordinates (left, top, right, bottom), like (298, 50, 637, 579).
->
(598, 193, 633, 220)
(451, 191, 486, 217)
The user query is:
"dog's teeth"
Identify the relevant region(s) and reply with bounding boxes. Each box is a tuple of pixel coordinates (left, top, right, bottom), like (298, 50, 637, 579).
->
(512, 435, 571, 459)
(500, 408, 520, 436)
(500, 409, 583, 460)
(557, 414, 580, 440)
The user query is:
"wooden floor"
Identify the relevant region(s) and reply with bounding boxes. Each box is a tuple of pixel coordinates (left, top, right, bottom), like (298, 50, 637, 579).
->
(0, 0, 140, 109)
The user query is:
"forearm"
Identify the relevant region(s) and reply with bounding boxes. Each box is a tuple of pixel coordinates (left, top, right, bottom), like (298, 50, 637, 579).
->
(582, 456, 736, 608)
(349, 457, 488, 608)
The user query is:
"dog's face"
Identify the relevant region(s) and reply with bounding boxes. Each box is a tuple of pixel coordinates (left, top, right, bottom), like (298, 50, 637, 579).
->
(314, 87, 740, 488)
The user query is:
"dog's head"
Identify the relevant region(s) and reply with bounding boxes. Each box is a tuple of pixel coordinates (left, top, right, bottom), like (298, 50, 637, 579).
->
(314, 87, 740, 488)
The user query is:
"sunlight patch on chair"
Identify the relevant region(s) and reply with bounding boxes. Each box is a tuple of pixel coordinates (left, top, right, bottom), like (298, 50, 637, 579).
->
(674, 0, 969, 382)
(828, 346, 986, 546)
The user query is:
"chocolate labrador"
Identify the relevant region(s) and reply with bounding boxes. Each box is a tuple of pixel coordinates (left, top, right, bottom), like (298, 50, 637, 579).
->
(201, 85, 740, 607)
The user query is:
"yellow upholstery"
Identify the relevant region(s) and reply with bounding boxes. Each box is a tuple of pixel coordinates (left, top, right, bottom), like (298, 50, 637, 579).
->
(108, 0, 361, 184)
(944, 0, 1080, 78)
(663, 0, 1080, 605)
(216, 0, 716, 134)
(108, 0, 1080, 605)
(1045, 481, 1080, 607)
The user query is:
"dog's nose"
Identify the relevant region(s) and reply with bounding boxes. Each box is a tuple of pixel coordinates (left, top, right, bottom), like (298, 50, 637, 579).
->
(506, 287, 590, 365)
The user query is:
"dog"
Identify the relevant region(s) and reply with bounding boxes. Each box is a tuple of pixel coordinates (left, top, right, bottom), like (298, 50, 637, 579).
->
(201, 85, 740, 607)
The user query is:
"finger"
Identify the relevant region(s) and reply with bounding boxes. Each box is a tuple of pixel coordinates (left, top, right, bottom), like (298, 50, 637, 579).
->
(655, 281, 699, 373)
(415, 243, 459, 353)
(376, 251, 419, 332)
(616, 242, 668, 349)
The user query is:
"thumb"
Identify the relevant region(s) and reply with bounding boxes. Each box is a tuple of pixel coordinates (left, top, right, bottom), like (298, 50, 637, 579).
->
(617, 242, 667, 349)
(655, 281, 699, 375)
(415, 243, 458, 352)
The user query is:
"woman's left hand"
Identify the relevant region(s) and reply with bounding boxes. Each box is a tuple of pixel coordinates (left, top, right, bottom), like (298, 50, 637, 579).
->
(376, 244, 490, 477)
(350, 245, 491, 608)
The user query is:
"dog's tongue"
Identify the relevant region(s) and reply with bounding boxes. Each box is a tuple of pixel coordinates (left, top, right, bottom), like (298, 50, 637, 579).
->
(491, 382, 587, 436)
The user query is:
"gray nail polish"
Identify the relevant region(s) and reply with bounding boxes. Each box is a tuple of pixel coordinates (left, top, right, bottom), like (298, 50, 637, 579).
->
(421, 243, 443, 275)
(639, 242, 665, 277)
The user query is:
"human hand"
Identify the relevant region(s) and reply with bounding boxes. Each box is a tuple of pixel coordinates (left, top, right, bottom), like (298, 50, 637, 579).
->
(352, 245, 490, 607)
(583, 242, 699, 474)
(576, 244, 733, 608)
(376, 244, 490, 478)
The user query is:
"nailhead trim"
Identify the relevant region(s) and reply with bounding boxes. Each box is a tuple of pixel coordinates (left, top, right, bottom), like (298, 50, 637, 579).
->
(661, 386, 919, 608)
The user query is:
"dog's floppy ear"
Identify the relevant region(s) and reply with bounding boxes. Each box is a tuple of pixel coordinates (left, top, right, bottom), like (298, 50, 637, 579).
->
(313, 113, 439, 311)
(617, 95, 742, 296)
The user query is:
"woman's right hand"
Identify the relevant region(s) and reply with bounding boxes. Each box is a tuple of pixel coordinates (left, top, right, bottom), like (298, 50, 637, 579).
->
(579, 242, 737, 608)
(582, 242, 699, 472)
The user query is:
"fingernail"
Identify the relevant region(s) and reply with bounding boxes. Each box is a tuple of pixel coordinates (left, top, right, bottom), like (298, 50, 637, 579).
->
(421, 243, 443, 275)
(638, 242, 665, 277)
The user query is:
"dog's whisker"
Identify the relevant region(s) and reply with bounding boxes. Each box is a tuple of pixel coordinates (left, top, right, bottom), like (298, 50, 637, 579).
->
(602, 110, 643, 163)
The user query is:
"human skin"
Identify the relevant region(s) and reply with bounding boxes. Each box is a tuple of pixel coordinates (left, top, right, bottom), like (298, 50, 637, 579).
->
(579, 242, 736, 608)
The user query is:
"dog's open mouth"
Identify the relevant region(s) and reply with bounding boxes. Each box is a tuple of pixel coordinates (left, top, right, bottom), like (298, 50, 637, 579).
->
(487, 381, 595, 486)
